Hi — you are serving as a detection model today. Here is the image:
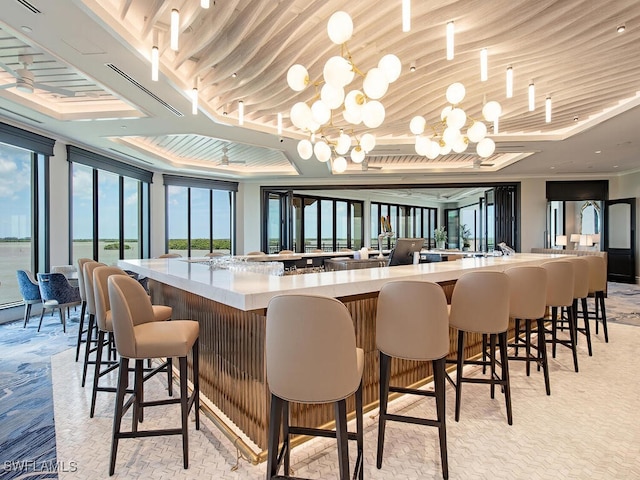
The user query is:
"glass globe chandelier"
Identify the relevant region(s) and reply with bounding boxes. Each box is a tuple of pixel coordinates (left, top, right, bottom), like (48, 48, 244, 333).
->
(409, 82, 502, 160)
(286, 11, 401, 172)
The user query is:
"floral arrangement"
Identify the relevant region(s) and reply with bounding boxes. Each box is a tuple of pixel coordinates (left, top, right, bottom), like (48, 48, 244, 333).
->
(434, 225, 447, 243)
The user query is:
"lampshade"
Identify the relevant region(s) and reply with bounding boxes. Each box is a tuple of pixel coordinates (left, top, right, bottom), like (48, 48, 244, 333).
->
(327, 11, 353, 45)
(579, 234, 593, 246)
(410, 115, 426, 135)
(332, 156, 347, 173)
(570, 234, 581, 243)
(591, 233, 601, 244)
(555, 235, 567, 246)
(287, 64, 309, 91)
(360, 133, 376, 152)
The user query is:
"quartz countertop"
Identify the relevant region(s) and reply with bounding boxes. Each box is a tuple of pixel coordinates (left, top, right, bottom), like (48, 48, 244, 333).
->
(119, 253, 571, 312)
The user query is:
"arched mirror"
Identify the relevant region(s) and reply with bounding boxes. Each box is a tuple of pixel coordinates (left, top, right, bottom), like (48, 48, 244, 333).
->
(580, 201, 601, 235)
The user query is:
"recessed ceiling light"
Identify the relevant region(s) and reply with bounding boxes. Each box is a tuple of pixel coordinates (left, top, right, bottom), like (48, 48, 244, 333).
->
(231, 72, 237, 78)
(617, 25, 626, 33)
(21, 25, 32, 32)
(595, 150, 602, 154)
(550, 166, 555, 169)
(573, 116, 579, 122)
(613, 165, 619, 168)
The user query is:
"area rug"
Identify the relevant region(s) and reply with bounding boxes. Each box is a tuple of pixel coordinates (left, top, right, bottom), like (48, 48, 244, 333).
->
(0, 310, 80, 480)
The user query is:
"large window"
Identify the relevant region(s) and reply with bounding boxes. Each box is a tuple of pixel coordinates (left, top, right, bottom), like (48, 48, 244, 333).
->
(264, 191, 364, 253)
(69, 146, 152, 266)
(164, 175, 236, 257)
(0, 123, 52, 308)
(371, 201, 437, 249)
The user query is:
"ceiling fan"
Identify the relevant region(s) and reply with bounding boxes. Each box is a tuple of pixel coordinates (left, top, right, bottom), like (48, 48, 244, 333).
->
(218, 146, 245, 166)
(0, 54, 75, 96)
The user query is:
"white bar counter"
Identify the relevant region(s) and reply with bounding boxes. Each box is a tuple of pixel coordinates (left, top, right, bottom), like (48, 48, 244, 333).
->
(118, 252, 570, 461)
(119, 253, 567, 312)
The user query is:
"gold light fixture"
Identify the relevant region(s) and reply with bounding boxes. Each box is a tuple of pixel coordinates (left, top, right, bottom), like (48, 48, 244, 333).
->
(409, 82, 501, 159)
(286, 11, 401, 172)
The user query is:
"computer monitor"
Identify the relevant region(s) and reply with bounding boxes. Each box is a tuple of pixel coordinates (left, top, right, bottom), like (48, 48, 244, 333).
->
(388, 238, 424, 266)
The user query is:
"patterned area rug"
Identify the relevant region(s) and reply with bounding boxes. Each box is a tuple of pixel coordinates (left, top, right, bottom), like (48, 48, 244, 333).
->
(606, 282, 640, 327)
(0, 310, 80, 480)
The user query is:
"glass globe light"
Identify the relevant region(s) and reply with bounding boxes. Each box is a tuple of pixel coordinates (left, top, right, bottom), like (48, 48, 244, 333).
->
(362, 101, 385, 128)
(311, 100, 331, 125)
(327, 11, 353, 45)
(442, 127, 460, 146)
(378, 54, 402, 83)
(290, 102, 312, 130)
(482, 101, 502, 122)
(440, 143, 452, 155)
(343, 107, 362, 125)
(314, 140, 332, 162)
(333, 156, 347, 173)
(452, 137, 468, 153)
(467, 121, 487, 143)
(446, 82, 466, 105)
(360, 133, 376, 152)
(363, 67, 389, 100)
(409, 115, 426, 135)
(476, 137, 496, 157)
(297, 139, 313, 159)
(286, 64, 309, 92)
(344, 90, 365, 113)
(426, 140, 440, 159)
(336, 132, 352, 155)
(320, 83, 345, 110)
(446, 108, 467, 130)
(415, 135, 429, 156)
(440, 105, 452, 121)
(323, 56, 354, 88)
(350, 146, 365, 163)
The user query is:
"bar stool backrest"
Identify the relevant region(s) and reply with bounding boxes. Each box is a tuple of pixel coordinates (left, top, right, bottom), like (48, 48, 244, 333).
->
(76, 258, 93, 301)
(376, 280, 449, 361)
(266, 294, 360, 404)
(566, 257, 589, 299)
(108, 275, 157, 358)
(449, 271, 510, 334)
(83, 261, 106, 316)
(94, 266, 128, 332)
(505, 266, 547, 320)
(541, 261, 574, 308)
(583, 255, 607, 293)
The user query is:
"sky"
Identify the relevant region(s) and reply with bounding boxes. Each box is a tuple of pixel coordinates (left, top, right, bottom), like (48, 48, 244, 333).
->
(0, 143, 31, 239)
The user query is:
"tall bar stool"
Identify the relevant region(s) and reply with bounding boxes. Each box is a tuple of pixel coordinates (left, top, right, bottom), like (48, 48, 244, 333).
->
(541, 261, 579, 372)
(75, 258, 94, 362)
(566, 257, 593, 356)
(376, 281, 449, 479)
(446, 271, 512, 425)
(81, 261, 106, 387)
(107, 275, 200, 476)
(505, 266, 550, 395)
(584, 255, 609, 342)
(266, 294, 364, 480)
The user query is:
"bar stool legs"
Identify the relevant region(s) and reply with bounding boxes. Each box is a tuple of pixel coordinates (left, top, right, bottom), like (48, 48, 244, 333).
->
(448, 330, 513, 425)
(266, 382, 364, 480)
(549, 306, 579, 373)
(75, 300, 87, 362)
(508, 318, 551, 395)
(377, 353, 448, 479)
(573, 298, 593, 356)
(109, 340, 200, 476)
(594, 291, 609, 342)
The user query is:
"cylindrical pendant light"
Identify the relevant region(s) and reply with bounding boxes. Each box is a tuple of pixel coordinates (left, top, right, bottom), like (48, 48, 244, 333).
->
(238, 100, 244, 125)
(545, 96, 552, 123)
(402, 0, 411, 32)
(170, 9, 179, 51)
(506, 67, 513, 98)
(528, 83, 535, 111)
(151, 46, 159, 81)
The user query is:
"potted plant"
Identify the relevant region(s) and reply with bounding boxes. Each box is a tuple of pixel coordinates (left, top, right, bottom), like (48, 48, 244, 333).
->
(434, 225, 447, 250)
(460, 224, 472, 251)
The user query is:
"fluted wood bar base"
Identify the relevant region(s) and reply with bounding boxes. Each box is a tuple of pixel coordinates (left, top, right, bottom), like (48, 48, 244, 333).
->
(124, 254, 565, 462)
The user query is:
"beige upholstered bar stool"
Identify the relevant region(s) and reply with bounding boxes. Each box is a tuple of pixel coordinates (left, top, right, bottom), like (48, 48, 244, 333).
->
(541, 261, 579, 372)
(566, 257, 593, 356)
(584, 255, 609, 342)
(446, 271, 512, 425)
(107, 275, 200, 476)
(90, 266, 175, 418)
(81, 261, 106, 387)
(75, 258, 94, 362)
(376, 281, 449, 479)
(505, 266, 551, 395)
(266, 294, 364, 480)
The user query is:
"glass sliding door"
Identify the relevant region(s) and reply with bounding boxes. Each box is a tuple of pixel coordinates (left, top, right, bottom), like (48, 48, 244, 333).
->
(71, 163, 95, 265)
(123, 177, 140, 259)
(97, 171, 120, 264)
(212, 190, 232, 253)
(166, 185, 189, 256)
(190, 187, 211, 256)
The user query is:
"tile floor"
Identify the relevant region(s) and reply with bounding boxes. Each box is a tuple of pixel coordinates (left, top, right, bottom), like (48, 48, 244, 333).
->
(51, 316, 640, 480)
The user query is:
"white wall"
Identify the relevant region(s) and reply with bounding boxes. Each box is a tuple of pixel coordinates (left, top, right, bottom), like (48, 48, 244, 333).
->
(519, 178, 547, 252)
(48, 141, 70, 266)
(236, 182, 261, 254)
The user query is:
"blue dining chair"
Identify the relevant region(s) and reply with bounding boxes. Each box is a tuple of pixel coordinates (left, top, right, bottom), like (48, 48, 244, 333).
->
(36, 272, 81, 332)
(16, 269, 42, 328)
